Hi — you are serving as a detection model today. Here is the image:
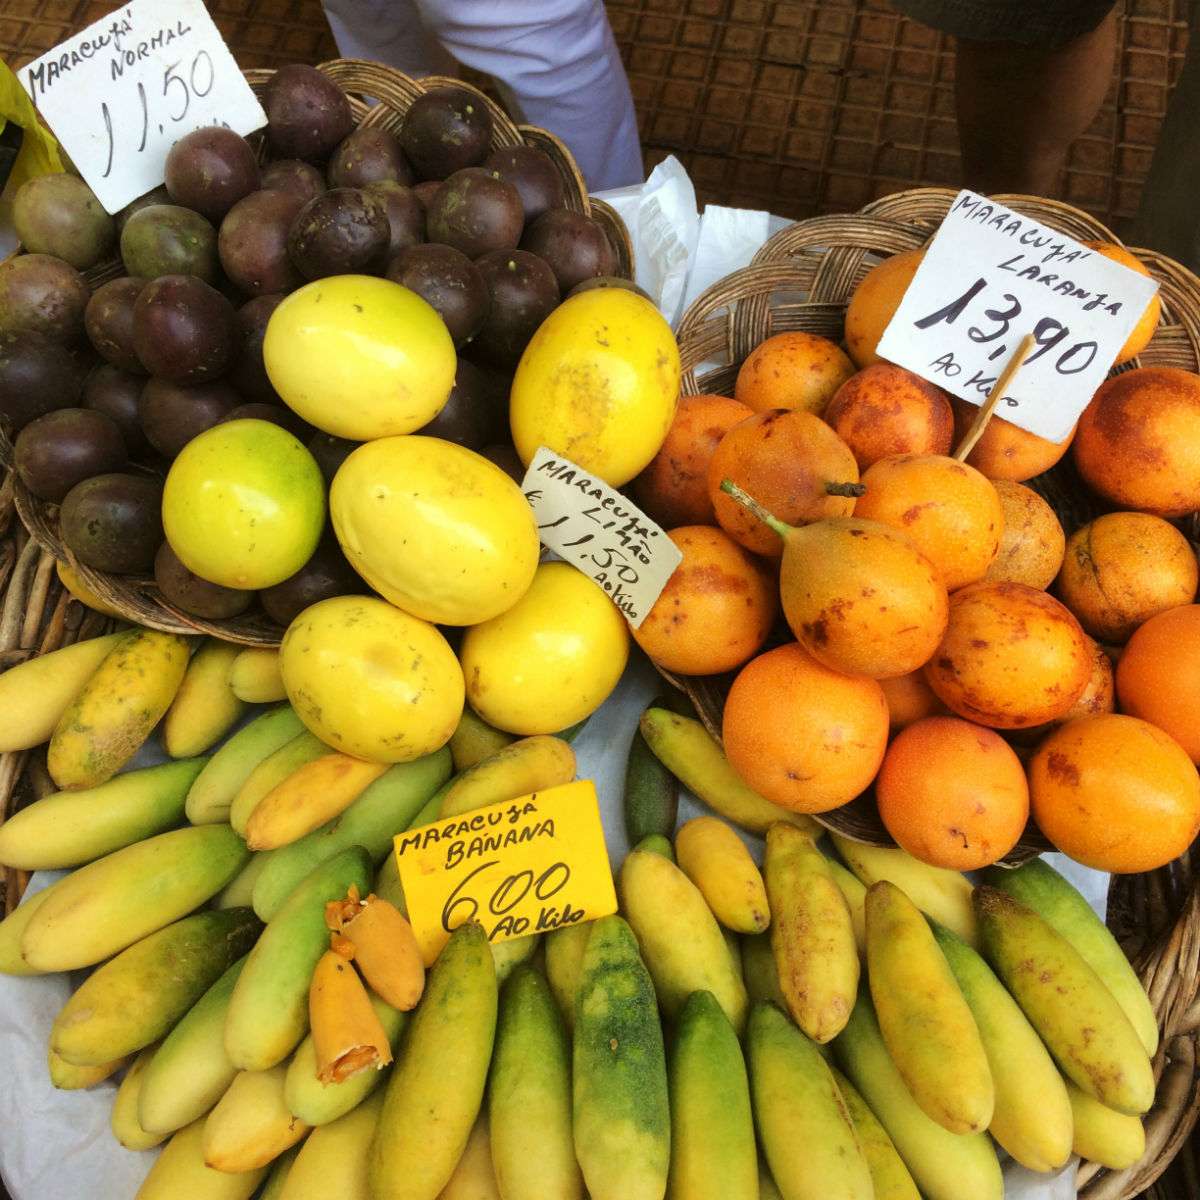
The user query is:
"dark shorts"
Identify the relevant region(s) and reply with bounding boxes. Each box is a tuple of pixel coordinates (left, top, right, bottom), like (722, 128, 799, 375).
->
(890, 0, 1117, 46)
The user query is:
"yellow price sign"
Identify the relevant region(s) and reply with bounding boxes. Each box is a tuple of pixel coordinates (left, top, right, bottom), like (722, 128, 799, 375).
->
(394, 779, 617, 964)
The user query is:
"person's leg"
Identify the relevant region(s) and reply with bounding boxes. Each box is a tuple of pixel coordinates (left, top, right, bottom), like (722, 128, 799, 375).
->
(412, 0, 643, 191)
(890, 0, 1119, 195)
(321, 0, 457, 78)
(954, 8, 1118, 195)
(1128, 1, 1200, 272)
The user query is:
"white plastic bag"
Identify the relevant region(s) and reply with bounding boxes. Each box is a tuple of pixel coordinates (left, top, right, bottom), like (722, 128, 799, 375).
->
(594, 154, 699, 326)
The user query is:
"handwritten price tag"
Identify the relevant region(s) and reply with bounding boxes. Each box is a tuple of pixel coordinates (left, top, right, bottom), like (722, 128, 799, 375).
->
(876, 189, 1160, 443)
(19, 0, 266, 214)
(394, 780, 617, 965)
(521, 447, 682, 628)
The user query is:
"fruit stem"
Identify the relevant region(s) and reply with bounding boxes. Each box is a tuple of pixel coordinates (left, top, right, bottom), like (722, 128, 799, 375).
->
(824, 481, 867, 498)
(718, 480, 794, 540)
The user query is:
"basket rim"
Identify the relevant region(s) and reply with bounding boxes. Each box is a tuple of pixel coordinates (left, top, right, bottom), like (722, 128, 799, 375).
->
(677, 190, 1200, 396)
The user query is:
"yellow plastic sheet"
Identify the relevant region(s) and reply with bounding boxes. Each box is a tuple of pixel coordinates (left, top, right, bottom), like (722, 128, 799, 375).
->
(0, 60, 64, 192)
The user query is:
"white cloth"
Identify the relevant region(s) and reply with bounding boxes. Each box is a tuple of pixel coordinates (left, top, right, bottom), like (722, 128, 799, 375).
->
(0, 872, 157, 1198)
(320, 0, 644, 192)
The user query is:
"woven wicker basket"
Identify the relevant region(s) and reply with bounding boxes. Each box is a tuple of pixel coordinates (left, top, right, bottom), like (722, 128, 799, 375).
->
(664, 186, 1200, 1199)
(4, 58, 634, 648)
(667, 187, 1200, 854)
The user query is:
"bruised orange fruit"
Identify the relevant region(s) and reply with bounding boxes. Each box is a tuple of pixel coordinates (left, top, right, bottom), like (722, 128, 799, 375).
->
(1029, 713, 1200, 872)
(1074, 367, 1200, 517)
(1055, 511, 1198, 643)
(880, 669, 949, 730)
(1116, 604, 1200, 762)
(633, 393, 754, 528)
(722, 642, 888, 813)
(748, 509, 948, 679)
(734, 331, 855, 415)
(924, 581, 1092, 729)
(951, 397, 1074, 482)
(1086, 242, 1160, 366)
(707, 409, 860, 557)
(876, 716, 1030, 870)
(854, 454, 1004, 591)
(1063, 637, 1116, 720)
(823, 363, 955, 469)
(844, 249, 924, 368)
(631, 525, 777, 675)
(985, 480, 1066, 590)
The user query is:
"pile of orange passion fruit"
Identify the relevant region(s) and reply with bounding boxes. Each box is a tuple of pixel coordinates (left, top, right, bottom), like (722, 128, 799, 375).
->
(630, 240, 1200, 877)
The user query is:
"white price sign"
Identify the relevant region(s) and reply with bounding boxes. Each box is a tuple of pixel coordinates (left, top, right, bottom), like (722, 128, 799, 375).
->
(876, 189, 1160, 443)
(521, 447, 682, 629)
(19, 0, 266, 214)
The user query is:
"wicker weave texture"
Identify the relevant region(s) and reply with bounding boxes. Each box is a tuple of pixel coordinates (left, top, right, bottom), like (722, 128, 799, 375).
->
(608, 0, 1190, 230)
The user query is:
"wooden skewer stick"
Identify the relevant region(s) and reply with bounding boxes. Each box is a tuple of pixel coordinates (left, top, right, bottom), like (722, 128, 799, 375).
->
(953, 332, 1037, 462)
